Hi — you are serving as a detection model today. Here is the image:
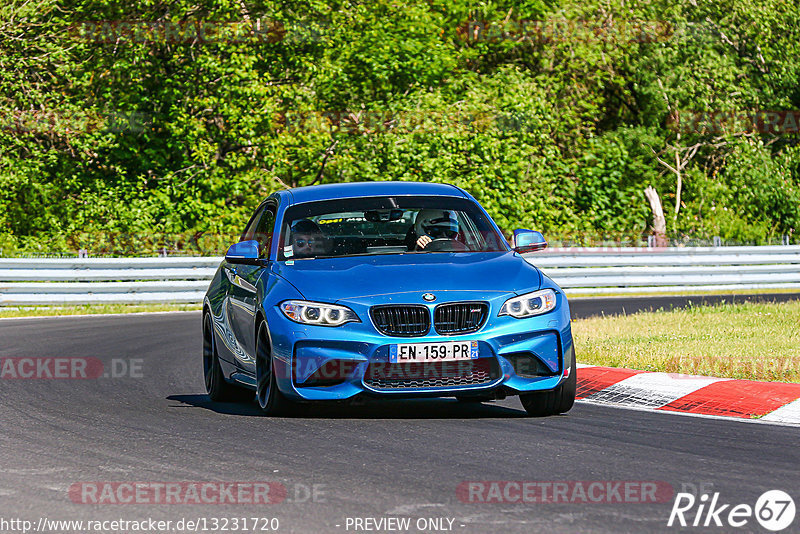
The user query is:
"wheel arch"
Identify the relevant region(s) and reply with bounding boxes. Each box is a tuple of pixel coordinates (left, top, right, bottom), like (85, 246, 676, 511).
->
(254, 308, 275, 362)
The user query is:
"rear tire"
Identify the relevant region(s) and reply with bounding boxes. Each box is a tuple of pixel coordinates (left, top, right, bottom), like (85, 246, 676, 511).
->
(203, 312, 239, 402)
(520, 347, 577, 417)
(255, 322, 292, 416)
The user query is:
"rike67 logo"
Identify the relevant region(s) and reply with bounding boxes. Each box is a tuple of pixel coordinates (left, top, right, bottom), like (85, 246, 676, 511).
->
(668, 490, 795, 531)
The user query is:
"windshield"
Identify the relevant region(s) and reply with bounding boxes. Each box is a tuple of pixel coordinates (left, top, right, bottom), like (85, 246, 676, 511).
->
(278, 196, 508, 260)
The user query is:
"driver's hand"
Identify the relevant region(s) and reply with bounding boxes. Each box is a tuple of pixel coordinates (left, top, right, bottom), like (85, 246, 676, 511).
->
(416, 235, 432, 249)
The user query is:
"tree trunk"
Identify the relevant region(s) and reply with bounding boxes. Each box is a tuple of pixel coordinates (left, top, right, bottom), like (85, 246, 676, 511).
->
(674, 132, 682, 221)
(644, 186, 667, 247)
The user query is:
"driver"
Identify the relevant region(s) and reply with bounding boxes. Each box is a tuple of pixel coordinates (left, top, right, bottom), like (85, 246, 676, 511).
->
(412, 209, 459, 250)
(290, 219, 326, 258)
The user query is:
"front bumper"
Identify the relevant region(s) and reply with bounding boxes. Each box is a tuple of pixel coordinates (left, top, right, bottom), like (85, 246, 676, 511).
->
(264, 293, 574, 401)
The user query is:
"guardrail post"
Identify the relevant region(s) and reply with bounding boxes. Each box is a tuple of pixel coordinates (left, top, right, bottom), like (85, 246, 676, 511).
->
(712, 236, 722, 247)
(784, 235, 791, 246)
(78, 249, 88, 258)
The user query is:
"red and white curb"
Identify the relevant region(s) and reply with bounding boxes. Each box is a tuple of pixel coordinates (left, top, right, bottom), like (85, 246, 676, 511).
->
(576, 363, 800, 425)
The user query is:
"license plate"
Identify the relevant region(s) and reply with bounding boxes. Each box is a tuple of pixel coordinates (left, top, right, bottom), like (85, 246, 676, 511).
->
(389, 341, 479, 363)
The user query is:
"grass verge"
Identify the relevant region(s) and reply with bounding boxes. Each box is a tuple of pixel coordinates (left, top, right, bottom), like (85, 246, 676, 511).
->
(0, 303, 201, 318)
(572, 300, 800, 383)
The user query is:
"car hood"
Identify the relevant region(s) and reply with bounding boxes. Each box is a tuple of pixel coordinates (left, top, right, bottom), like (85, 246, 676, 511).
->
(270, 251, 541, 302)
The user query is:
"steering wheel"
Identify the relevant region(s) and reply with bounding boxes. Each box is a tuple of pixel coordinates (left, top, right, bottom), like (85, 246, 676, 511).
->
(423, 238, 468, 252)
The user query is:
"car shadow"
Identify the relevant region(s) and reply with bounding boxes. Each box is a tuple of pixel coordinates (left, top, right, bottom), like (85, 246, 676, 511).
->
(166, 394, 264, 416)
(167, 394, 529, 419)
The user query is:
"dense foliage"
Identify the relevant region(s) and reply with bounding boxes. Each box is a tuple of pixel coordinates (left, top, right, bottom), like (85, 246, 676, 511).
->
(1, 0, 799, 254)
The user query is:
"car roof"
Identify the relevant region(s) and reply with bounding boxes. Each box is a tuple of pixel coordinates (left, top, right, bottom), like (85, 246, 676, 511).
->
(276, 181, 468, 205)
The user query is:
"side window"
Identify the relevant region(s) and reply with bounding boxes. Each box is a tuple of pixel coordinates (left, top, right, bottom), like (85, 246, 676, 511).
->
(240, 207, 266, 243)
(253, 208, 276, 258)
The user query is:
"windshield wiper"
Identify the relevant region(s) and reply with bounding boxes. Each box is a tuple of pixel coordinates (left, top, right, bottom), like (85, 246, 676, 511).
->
(310, 251, 409, 259)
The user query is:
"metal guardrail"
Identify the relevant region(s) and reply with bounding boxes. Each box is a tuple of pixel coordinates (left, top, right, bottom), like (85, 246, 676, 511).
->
(1, 246, 799, 305)
(0, 257, 218, 305)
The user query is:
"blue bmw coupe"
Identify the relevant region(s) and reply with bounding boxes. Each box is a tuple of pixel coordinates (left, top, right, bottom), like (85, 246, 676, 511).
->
(203, 181, 576, 416)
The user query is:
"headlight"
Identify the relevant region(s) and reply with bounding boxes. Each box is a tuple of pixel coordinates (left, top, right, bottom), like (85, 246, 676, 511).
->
(499, 289, 557, 318)
(279, 300, 360, 327)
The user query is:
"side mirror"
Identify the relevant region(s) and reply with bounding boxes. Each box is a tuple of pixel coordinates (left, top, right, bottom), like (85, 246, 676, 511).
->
(225, 240, 262, 265)
(512, 229, 548, 253)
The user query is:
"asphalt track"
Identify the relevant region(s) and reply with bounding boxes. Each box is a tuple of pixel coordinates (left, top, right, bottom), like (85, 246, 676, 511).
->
(1, 297, 799, 534)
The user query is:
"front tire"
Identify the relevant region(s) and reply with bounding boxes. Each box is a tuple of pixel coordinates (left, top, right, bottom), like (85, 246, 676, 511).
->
(255, 322, 292, 416)
(203, 312, 239, 402)
(520, 347, 577, 417)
